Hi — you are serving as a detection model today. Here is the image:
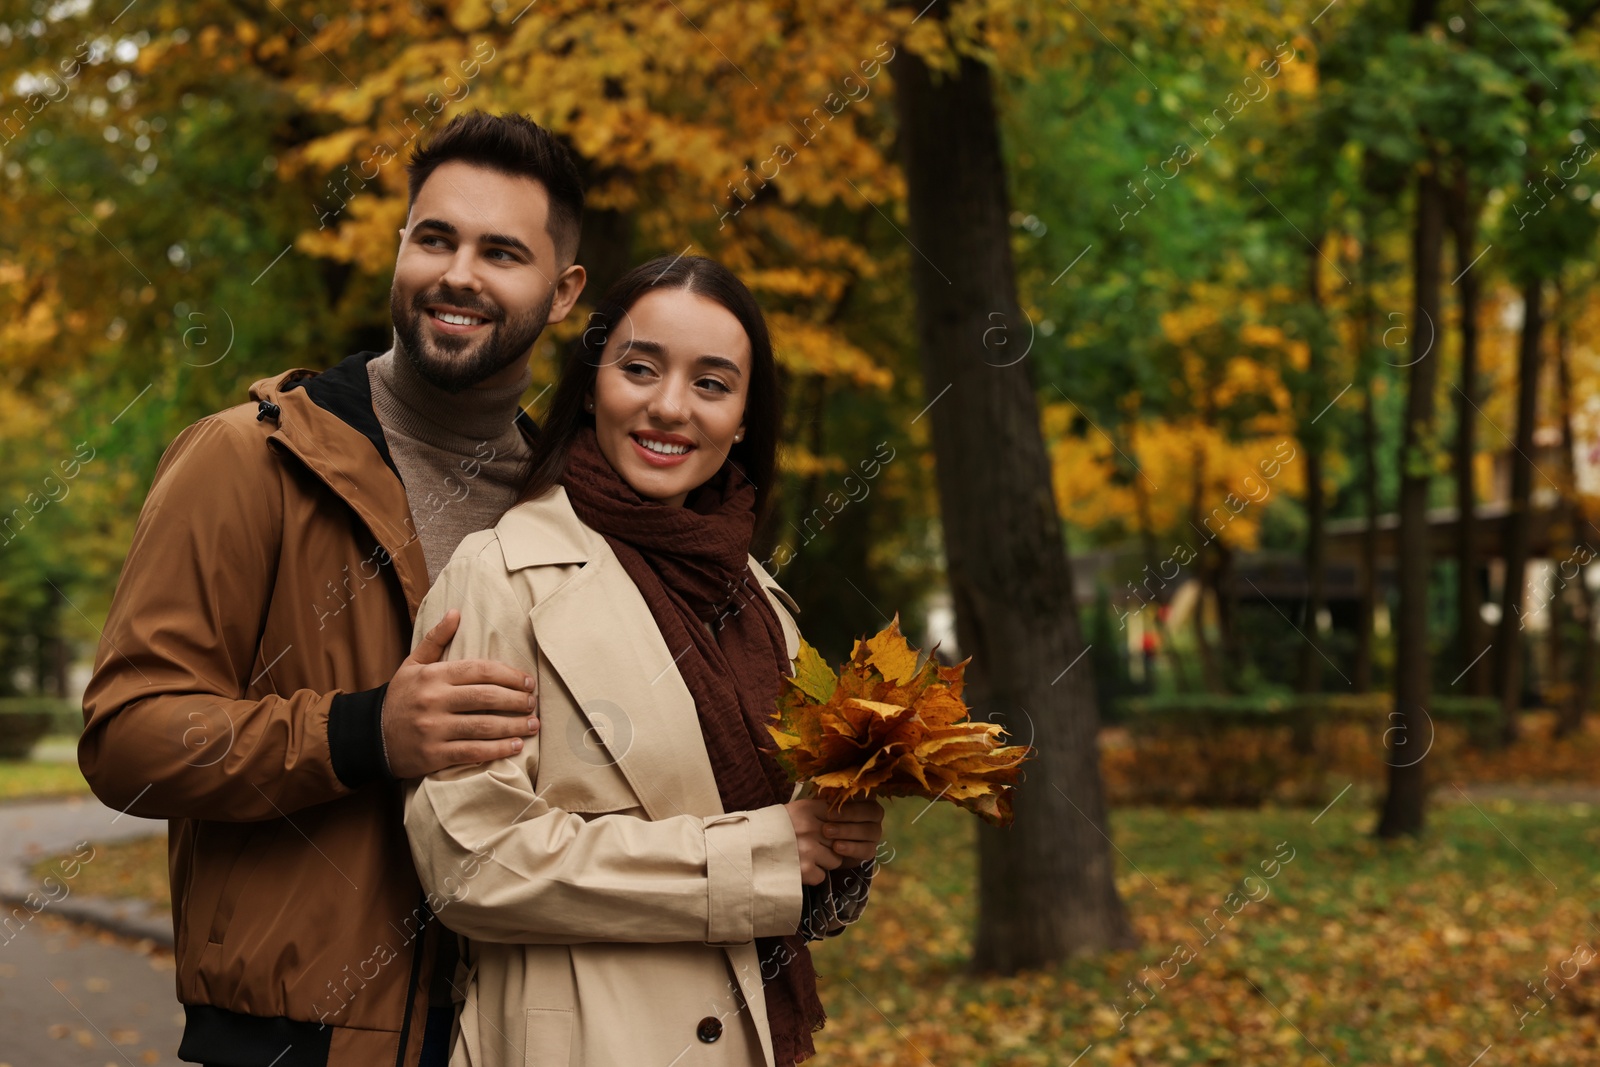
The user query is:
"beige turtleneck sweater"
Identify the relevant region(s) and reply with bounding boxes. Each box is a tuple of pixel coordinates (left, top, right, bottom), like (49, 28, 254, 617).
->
(366, 349, 534, 585)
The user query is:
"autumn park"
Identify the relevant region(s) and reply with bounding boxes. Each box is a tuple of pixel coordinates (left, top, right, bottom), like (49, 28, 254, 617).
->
(9, 0, 1600, 1064)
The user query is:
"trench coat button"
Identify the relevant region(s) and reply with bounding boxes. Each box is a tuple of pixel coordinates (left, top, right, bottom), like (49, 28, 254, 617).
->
(696, 1016, 723, 1043)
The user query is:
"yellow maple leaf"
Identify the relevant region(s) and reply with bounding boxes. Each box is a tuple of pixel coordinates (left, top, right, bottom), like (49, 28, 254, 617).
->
(857, 615, 921, 686)
(789, 637, 838, 703)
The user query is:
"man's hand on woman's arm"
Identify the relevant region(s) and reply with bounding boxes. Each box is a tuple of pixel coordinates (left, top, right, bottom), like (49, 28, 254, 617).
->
(382, 608, 541, 779)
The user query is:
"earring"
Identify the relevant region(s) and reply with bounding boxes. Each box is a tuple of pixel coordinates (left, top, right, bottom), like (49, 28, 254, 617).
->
(585, 401, 594, 412)
(734, 431, 744, 442)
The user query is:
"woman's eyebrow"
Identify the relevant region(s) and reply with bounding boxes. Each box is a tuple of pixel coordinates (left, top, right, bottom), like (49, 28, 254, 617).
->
(613, 340, 743, 377)
(695, 354, 744, 377)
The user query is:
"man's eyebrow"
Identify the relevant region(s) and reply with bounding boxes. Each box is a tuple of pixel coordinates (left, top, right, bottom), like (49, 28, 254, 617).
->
(412, 218, 534, 258)
(481, 231, 534, 257)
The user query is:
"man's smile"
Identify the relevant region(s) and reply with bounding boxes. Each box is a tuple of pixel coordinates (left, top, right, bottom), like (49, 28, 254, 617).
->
(425, 304, 493, 334)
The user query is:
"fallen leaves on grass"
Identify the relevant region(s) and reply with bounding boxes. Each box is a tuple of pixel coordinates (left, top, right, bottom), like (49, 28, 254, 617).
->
(811, 800, 1600, 1066)
(31, 835, 169, 908)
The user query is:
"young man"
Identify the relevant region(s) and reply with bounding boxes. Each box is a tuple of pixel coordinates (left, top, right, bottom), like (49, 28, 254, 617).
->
(79, 111, 587, 1067)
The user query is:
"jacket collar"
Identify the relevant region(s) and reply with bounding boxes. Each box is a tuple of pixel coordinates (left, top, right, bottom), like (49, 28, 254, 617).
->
(494, 487, 593, 569)
(249, 352, 540, 620)
(281, 351, 404, 478)
(258, 351, 540, 475)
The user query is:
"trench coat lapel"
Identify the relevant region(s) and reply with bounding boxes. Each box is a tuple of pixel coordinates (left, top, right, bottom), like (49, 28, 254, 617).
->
(503, 492, 727, 822)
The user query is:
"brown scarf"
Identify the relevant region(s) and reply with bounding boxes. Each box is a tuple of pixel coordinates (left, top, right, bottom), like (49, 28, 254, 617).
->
(560, 425, 825, 1065)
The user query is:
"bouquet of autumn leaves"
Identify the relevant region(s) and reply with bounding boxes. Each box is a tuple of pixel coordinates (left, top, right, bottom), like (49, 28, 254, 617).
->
(767, 616, 1029, 827)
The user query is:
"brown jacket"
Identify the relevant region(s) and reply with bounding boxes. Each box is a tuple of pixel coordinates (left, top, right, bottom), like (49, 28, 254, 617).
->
(80, 351, 534, 1067)
(403, 489, 874, 1067)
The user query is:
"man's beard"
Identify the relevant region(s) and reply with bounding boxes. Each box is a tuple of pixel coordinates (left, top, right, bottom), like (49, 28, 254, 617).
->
(391, 284, 555, 394)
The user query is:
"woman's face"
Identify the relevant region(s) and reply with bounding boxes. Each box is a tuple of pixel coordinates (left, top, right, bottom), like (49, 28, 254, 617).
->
(589, 288, 751, 508)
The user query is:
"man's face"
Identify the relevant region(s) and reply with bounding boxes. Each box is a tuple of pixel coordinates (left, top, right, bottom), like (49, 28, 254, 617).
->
(390, 160, 584, 393)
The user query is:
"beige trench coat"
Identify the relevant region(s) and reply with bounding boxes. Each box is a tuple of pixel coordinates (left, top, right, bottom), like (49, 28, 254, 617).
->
(403, 487, 871, 1067)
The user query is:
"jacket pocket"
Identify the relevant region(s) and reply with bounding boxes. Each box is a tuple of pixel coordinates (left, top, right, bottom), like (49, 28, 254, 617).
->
(524, 1007, 573, 1066)
(205, 822, 261, 945)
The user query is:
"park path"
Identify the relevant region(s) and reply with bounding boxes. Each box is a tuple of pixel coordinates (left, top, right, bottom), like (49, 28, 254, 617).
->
(0, 794, 181, 1066)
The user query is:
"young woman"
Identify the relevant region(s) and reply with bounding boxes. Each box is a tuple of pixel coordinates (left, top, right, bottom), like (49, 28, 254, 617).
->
(403, 255, 883, 1067)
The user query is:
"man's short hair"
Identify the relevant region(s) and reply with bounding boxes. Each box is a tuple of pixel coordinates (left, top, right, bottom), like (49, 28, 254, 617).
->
(406, 110, 585, 264)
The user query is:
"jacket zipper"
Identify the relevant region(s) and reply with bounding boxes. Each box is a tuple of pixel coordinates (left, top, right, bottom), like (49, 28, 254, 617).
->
(394, 891, 431, 1067)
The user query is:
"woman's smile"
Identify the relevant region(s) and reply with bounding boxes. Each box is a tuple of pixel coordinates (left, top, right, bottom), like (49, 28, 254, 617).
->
(629, 430, 698, 466)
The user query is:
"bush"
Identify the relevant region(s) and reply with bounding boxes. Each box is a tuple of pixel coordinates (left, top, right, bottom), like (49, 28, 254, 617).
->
(0, 697, 78, 759)
(1102, 691, 1499, 807)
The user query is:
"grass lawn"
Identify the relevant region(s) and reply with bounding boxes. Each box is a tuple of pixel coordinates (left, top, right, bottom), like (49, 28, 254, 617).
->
(809, 793, 1600, 1065)
(31, 834, 169, 907)
(31, 790, 1600, 1063)
(0, 756, 90, 800)
(23, 721, 1600, 1064)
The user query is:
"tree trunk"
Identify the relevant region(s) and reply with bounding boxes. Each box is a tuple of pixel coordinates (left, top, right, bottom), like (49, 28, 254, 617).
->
(1554, 281, 1594, 738)
(1546, 561, 1564, 710)
(1447, 175, 1488, 696)
(1494, 278, 1544, 744)
(1296, 362, 1327, 753)
(1215, 542, 1244, 691)
(1298, 241, 1328, 698)
(1298, 446, 1326, 691)
(29, 579, 69, 699)
(891, 44, 1137, 967)
(1358, 383, 1380, 692)
(1377, 162, 1446, 838)
(1186, 452, 1224, 692)
(1355, 219, 1380, 694)
(574, 207, 634, 299)
(571, 156, 636, 300)
(1564, 566, 1596, 738)
(1546, 292, 1568, 708)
